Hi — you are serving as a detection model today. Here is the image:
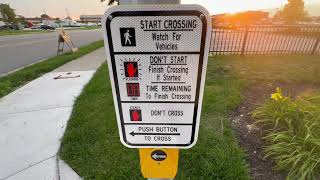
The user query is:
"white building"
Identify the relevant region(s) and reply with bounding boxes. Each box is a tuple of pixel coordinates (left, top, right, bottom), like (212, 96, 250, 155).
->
(60, 19, 80, 27)
(41, 18, 57, 26)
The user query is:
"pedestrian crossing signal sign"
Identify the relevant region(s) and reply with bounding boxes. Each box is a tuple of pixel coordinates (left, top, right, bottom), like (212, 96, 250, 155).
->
(120, 28, 136, 46)
(103, 4, 212, 149)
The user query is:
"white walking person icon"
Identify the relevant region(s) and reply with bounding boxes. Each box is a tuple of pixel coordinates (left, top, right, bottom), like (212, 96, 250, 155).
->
(124, 30, 132, 45)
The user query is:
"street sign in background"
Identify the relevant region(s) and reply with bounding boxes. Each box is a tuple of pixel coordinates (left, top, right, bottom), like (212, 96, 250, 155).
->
(102, 5, 211, 149)
(57, 30, 78, 55)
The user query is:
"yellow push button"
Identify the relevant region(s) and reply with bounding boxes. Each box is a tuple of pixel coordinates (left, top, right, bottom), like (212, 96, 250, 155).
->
(139, 148, 179, 179)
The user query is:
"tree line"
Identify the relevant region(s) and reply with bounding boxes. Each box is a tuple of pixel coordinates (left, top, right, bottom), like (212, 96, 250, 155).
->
(273, 0, 309, 24)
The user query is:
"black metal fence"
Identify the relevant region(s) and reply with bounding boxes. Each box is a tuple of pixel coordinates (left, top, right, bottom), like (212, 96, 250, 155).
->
(210, 25, 320, 55)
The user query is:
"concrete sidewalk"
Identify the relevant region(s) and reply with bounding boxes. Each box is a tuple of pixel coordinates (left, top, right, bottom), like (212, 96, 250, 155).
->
(0, 48, 105, 180)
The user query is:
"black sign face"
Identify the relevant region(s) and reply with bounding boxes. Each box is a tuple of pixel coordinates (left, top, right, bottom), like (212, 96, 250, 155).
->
(151, 150, 167, 161)
(120, 28, 136, 47)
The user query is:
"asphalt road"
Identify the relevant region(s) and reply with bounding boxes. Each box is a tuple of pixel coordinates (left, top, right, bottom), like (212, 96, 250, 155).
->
(0, 29, 103, 75)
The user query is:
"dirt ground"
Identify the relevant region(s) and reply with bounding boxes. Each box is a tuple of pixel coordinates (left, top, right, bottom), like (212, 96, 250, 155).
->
(231, 81, 320, 180)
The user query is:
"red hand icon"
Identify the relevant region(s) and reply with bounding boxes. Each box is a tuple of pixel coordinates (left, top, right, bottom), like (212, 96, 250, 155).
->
(127, 63, 138, 77)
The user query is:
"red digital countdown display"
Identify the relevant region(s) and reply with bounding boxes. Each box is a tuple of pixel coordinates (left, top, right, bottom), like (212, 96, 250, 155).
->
(126, 83, 140, 97)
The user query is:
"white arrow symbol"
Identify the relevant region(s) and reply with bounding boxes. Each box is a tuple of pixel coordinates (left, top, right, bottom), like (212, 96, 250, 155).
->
(129, 131, 180, 136)
(152, 153, 167, 160)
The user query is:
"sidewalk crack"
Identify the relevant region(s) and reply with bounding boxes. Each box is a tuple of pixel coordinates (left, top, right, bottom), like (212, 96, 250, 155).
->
(0, 105, 72, 117)
(56, 156, 61, 180)
(1, 155, 56, 180)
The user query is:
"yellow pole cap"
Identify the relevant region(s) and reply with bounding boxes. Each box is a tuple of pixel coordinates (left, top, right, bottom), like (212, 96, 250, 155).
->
(139, 148, 179, 179)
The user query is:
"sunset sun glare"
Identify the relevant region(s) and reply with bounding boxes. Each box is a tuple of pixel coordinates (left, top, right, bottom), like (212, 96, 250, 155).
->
(181, 0, 288, 14)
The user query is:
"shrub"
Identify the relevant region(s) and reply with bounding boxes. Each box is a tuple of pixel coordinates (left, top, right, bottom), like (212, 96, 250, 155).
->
(252, 88, 320, 180)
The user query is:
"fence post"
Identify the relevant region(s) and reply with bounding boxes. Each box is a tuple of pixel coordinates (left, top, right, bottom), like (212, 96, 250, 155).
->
(311, 36, 320, 55)
(241, 26, 249, 56)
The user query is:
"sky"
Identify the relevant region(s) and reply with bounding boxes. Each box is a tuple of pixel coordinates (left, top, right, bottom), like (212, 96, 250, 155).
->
(0, 0, 318, 19)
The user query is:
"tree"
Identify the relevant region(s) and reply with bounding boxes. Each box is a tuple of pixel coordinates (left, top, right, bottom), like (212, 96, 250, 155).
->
(40, 14, 50, 19)
(0, 3, 17, 24)
(273, 9, 283, 21)
(281, 0, 307, 24)
(17, 15, 27, 25)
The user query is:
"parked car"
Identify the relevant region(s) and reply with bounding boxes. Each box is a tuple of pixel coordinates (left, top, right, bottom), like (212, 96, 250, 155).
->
(40, 25, 56, 30)
(30, 25, 41, 29)
(0, 21, 5, 27)
(0, 24, 20, 30)
(24, 22, 34, 28)
(85, 22, 97, 27)
(0, 25, 8, 30)
(61, 20, 81, 27)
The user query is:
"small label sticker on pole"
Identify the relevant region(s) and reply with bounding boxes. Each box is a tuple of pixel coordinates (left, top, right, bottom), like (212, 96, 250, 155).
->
(102, 5, 211, 149)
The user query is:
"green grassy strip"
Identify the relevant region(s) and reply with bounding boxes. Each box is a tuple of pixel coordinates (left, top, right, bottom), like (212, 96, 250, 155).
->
(0, 40, 104, 98)
(213, 55, 320, 84)
(59, 57, 250, 179)
(0, 30, 53, 36)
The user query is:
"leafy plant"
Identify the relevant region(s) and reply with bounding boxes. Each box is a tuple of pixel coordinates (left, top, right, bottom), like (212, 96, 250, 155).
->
(252, 88, 320, 180)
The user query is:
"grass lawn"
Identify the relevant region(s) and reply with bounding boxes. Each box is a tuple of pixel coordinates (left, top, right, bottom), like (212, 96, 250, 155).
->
(216, 55, 320, 84)
(59, 57, 250, 179)
(59, 55, 320, 179)
(0, 40, 104, 98)
(0, 30, 53, 36)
